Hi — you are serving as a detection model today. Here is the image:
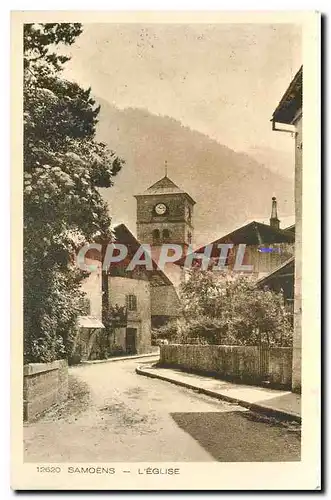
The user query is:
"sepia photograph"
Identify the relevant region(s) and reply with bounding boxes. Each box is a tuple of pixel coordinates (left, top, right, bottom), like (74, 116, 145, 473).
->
(11, 10, 320, 491)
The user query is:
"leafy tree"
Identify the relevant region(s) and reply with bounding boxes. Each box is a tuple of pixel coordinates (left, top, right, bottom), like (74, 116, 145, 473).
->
(177, 269, 293, 346)
(23, 23, 124, 363)
(151, 321, 178, 344)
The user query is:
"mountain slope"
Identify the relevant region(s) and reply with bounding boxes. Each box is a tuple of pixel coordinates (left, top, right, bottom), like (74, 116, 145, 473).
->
(95, 99, 294, 247)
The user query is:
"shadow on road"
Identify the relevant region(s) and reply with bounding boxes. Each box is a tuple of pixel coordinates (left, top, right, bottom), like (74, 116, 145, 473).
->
(171, 411, 301, 462)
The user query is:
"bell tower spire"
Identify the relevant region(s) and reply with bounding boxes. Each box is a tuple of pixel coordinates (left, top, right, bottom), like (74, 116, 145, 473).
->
(164, 160, 168, 177)
(270, 196, 280, 230)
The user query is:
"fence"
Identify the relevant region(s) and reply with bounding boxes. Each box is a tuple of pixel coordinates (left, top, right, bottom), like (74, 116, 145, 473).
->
(159, 344, 292, 389)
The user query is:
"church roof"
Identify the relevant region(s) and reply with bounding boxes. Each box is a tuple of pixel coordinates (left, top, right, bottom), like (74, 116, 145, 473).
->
(146, 175, 185, 194)
(135, 175, 195, 204)
(80, 224, 174, 286)
(112, 224, 174, 287)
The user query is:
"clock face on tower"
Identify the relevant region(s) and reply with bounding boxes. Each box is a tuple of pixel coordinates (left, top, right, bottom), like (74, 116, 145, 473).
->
(154, 203, 167, 215)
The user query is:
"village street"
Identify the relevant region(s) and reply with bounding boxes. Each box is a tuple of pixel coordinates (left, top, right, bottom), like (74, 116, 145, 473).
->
(24, 357, 300, 463)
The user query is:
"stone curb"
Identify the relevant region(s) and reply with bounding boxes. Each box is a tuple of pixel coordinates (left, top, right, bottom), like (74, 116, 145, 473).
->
(78, 352, 160, 366)
(136, 366, 301, 423)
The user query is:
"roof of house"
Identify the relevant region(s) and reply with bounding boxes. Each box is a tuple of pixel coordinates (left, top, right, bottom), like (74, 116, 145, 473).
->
(256, 257, 295, 288)
(77, 316, 105, 329)
(81, 223, 174, 286)
(249, 215, 295, 230)
(272, 66, 303, 124)
(283, 224, 295, 234)
(112, 224, 174, 287)
(213, 221, 295, 245)
(135, 175, 196, 204)
(174, 220, 295, 267)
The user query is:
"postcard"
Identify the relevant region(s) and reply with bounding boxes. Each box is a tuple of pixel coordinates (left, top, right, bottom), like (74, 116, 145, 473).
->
(11, 10, 321, 490)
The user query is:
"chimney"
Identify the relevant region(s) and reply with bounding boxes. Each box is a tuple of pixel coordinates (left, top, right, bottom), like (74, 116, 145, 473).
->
(270, 197, 280, 229)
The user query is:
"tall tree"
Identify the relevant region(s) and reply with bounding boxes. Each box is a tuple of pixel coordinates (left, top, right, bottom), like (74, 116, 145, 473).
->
(23, 23, 124, 363)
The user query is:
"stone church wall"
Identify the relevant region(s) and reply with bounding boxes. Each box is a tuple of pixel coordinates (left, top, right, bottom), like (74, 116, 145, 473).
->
(151, 284, 181, 317)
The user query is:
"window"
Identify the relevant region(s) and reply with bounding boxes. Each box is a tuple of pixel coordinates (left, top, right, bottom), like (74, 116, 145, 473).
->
(187, 231, 192, 244)
(126, 294, 137, 311)
(152, 229, 160, 243)
(162, 229, 170, 241)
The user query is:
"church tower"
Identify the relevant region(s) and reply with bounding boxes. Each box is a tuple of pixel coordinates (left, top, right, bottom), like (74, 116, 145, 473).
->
(134, 171, 195, 279)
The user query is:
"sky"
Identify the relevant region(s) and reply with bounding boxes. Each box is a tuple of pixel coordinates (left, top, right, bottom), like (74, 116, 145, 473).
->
(62, 22, 302, 174)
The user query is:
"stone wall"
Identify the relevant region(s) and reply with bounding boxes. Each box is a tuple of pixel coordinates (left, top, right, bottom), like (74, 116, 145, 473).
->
(160, 344, 292, 389)
(151, 284, 180, 317)
(23, 359, 68, 421)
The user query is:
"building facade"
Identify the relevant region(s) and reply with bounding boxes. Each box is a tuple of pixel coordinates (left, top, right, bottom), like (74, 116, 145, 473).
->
(80, 257, 102, 319)
(272, 65, 302, 393)
(108, 275, 152, 355)
(108, 223, 180, 344)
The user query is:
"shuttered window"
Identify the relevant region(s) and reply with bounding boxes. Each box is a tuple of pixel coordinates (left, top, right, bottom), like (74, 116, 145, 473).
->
(126, 294, 137, 311)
